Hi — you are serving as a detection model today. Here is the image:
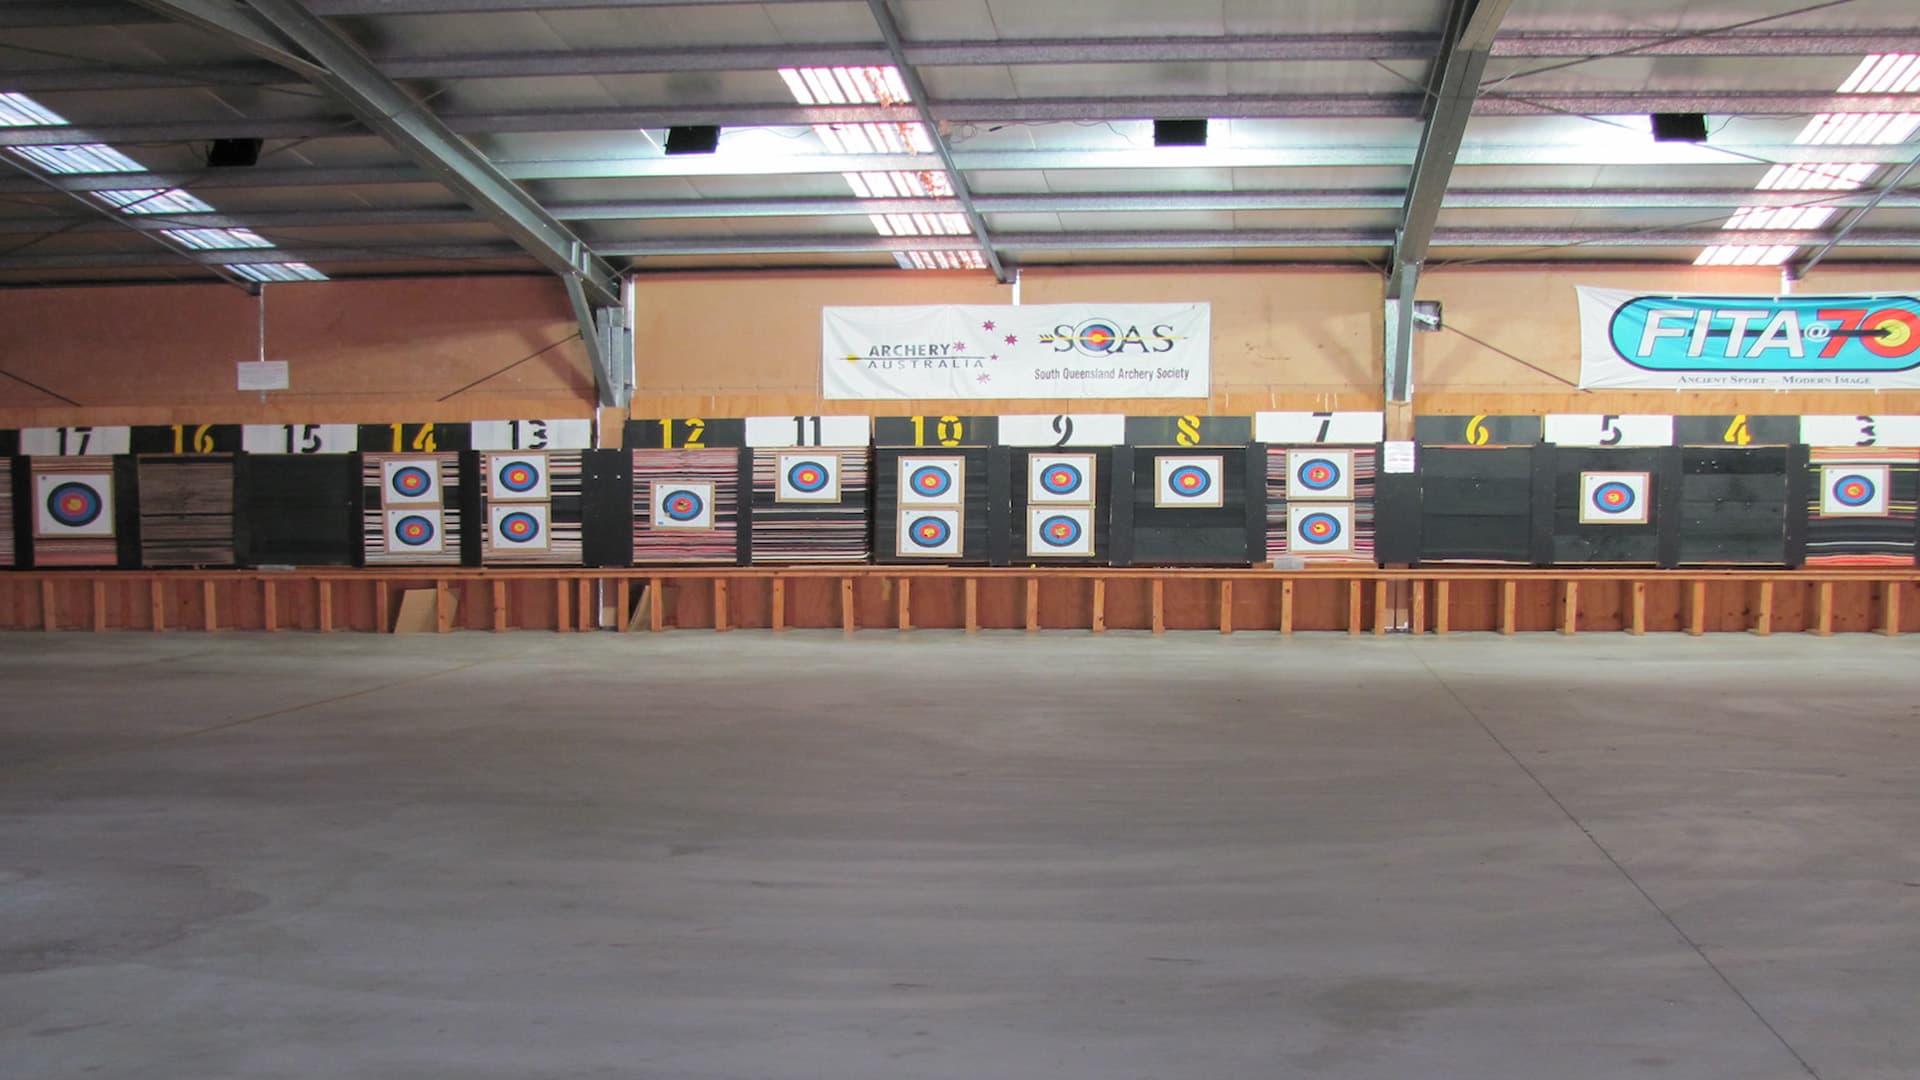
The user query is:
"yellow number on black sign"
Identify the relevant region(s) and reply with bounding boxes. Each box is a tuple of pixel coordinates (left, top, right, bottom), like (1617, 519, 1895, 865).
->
(172, 424, 214, 454)
(663, 418, 706, 449)
(1465, 414, 1490, 446)
(1175, 415, 1202, 446)
(1723, 414, 1751, 446)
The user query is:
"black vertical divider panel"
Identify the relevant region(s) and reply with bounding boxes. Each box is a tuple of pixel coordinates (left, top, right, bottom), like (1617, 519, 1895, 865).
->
(1784, 444, 1811, 567)
(986, 446, 1012, 566)
(114, 456, 142, 569)
(1656, 445, 1684, 569)
(735, 450, 755, 564)
(1107, 448, 1135, 567)
(240, 456, 360, 566)
(457, 451, 484, 567)
(1374, 470, 1422, 566)
(350, 454, 367, 567)
(1529, 446, 1556, 566)
(1243, 443, 1269, 563)
(580, 449, 633, 568)
(10, 456, 30, 568)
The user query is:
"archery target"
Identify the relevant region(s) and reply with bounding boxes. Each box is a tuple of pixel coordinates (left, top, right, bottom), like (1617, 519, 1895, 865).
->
(1027, 507, 1094, 557)
(777, 452, 840, 503)
(1579, 471, 1650, 525)
(34, 472, 114, 537)
(487, 453, 549, 501)
(652, 480, 715, 529)
(384, 509, 444, 554)
(1029, 453, 1096, 504)
(1820, 464, 1889, 516)
(489, 503, 549, 552)
(897, 508, 962, 557)
(899, 455, 964, 507)
(1287, 503, 1353, 554)
(382, 458, 442, 505)
(1286, 448, 1354, 500)
(1154, 455, 1225, 509)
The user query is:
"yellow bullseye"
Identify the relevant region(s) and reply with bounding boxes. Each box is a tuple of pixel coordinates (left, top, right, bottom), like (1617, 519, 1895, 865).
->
(1874, 317, 1912, 349)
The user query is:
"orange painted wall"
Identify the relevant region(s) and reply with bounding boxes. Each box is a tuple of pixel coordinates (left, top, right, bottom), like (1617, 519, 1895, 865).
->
(0, 276, 596, 428)
(6, 265, 1920, 438)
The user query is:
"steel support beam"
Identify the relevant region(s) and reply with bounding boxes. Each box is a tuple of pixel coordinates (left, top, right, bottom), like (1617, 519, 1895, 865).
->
(1388, 0, 1512, 403)
(130, 0, 622, 313)
(1793, 144, 1920, 277)
(862, 0, 1007, 281)
(564, 275, 632, 409)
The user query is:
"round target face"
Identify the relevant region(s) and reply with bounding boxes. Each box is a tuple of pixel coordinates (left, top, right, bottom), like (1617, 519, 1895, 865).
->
(907, 515, 952, 548)
(45, 482, 103, 528)
(1294, 457, 1342, 492)
(1039, 513, 1083, 548)
(1297, 511, 1343, 546)
(395, 514, 436, 547)
(786, 460, 829, 493)
(1167, 464, 1212, 498)
(498, 461, 541, 493)
(1590, 480, 1637, 515)
(1832, 473, 1877, 507)
(909, 464, 954, 499)
(1075, 320, 1119, 354)
(1040, 461, 1084, 495)
(390, 465, 433, 498)
(499, 511, 541, 543)
(661, 488, 705, 521)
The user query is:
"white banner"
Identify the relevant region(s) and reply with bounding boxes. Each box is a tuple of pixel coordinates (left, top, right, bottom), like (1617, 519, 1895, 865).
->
(823, 303, 1210, 400)
(1577, 286, 1920, 389)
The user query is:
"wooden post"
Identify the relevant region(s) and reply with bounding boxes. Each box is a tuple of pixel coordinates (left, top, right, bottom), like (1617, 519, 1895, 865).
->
(616, 578, 631, 634)
(771, 577, 785, 632)
(492, 580, 508, 632)
(1025, 577, 1039, 633)
(650, 576, 664, 632)
(1687, 580, 1707, 637)
(964, 577, 978, 634)
(317, 579, 333, 633)
(896, 578, 911, 631)
(151, 578, 168, 633)
(1409, 579, 1425, 635)
(375, 580, 389, 633)
(1373, 580, 1389, 636)
(1433, 580, 1449, 636)
(1499, 579, 1516, 636)
(1880, 581, 1902, 637)
(1280, 579, 1294, 636)
(1813, 581, 1834, 637)
(202, 580, 218, 632)
(1560, 580, 1578, 636)
(840, 577, 856, 634)
(436, 580, 452, 634)
(1151, 579, 1165, 635)
(554, 579, 569, 632)
(1091, 578, 1106, 634)
(91, 580, 107, 633)
(1219, 580, 1233, 634)
(261, 580, 277, 633)
(713, 578, 730, 632)
(40, 579, 56, 632)
(1628, 581, 1646, 636)
(1347, 580, 1362, 636)
(1753, 580, 1774, 637)
(578, 580, 593, 632)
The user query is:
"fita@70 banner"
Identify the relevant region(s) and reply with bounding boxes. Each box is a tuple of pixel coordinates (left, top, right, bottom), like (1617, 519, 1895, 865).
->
(1577, 286, 1920, 389)
(823, 303, 1211, 400)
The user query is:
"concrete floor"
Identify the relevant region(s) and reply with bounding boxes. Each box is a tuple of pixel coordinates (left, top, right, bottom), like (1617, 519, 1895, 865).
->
(1, 631, 1916, 1080)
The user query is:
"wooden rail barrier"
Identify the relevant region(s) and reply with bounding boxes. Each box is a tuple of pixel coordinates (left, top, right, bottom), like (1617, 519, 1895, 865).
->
(2, 567, 1918, 636)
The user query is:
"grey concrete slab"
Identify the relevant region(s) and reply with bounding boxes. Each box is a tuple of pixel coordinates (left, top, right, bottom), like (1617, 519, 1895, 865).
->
(1, 631, 1914, 1079)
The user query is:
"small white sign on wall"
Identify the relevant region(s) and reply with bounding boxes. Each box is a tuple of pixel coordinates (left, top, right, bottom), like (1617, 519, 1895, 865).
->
(237, 361, 289, 391)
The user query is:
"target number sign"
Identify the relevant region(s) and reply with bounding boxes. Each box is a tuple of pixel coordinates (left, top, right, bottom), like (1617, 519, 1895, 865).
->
(652, 481, 715, 530)
(1578, 471, 1650, 525)
(1255, 411, 1385, 444)
(1800, 415, 1920, 448)
(1154, 455, 1225, 509)
(1544, 414, 1675, 448)
(1819, 464, 1889, 516)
